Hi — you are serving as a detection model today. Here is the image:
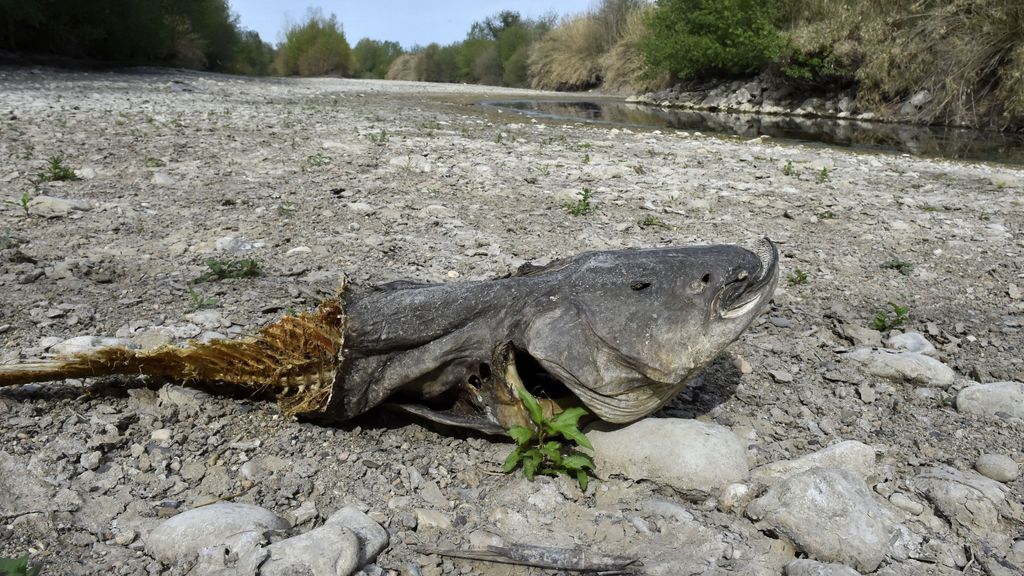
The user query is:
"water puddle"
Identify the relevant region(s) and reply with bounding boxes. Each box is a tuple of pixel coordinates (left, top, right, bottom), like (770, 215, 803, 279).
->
(484, 99, 1024, 166)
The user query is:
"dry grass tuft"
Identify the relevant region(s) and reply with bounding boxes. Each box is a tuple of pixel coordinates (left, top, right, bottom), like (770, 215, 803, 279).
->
(385, 53, 425, 81)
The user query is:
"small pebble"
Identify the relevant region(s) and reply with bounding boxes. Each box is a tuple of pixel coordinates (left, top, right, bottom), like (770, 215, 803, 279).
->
(151, 429, 173, 443)
(975, 453, 1019, 483)
(769, 370, 793, 383)
(80, 451, 101, 471)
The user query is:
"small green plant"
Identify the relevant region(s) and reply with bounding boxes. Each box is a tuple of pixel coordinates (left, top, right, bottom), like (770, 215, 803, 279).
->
(565, 187, 594, 216)
(193, 258, 260, 283)
(503, 386, 594, 491)
(306, 153, 331, 167)
(881, 256, 913, 276)
(816, 166, 831, 183)
(368, 128, 389, 144)
(782, 159, 796, 176)
(582, 153, 591, 164)
(817, 210, 835, 220)
(872, 302, 911, 331)
(144, 156, 166, 168)
(637, 215, 670, 229)
(920, 204, 943, 212)
(630, 163, 646, 175)
(187, 286, 218, 310)
(787, 268, 808, 285)
(18, 190, 31, 216)
(0, 556, 42, 576)
(38, 155, 78, 182)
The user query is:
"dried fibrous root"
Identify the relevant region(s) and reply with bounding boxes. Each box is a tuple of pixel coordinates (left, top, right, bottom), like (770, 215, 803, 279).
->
(0, 300, 346, 417)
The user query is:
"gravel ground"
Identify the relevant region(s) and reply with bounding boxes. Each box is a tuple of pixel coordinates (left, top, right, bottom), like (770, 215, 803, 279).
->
(1, 68, 1022, 575)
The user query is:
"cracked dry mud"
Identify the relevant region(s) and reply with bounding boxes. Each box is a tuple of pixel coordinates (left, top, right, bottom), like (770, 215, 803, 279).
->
(1, 68, 1022, 575)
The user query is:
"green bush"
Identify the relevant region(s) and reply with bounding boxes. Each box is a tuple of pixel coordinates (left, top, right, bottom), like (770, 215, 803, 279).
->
(353, 38, 404, 78)
(274, 9, 355, 76)
(640, 0, 785, 80)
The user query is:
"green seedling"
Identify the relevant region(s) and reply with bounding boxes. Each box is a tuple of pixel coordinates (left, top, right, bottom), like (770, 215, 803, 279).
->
(637, 215, 670, 229)
(193, 258, 260, 283)
(881, 256, 913, 276)
(565, 187, 594, 216)
(306, 153, 331, 167)
(782, 160, 796, 176)
(582, 153, 591, 164)
(872, 302, 911, 331)
(503, 386, 594, 491)
(187, 286, 218, 310)
(38, 155, 78, 182)
(787, 268, 808, 285)
(817, 210, 835, 220)
(816, 167, 831, 183)
(0, 556, 43, 576)
(368, 129, 389, 145)
(144, 156, 166, 168)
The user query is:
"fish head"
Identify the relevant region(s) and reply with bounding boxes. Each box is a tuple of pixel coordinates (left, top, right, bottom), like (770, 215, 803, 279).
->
(514, 239, 778, 425)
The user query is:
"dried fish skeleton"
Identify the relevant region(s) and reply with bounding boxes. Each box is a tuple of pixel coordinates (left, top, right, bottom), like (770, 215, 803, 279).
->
(0, 240, 779, 434)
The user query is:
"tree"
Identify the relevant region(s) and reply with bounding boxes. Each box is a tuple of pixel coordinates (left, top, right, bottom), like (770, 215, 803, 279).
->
(274, 9, 355, 76)
(353, 38, 404, 78)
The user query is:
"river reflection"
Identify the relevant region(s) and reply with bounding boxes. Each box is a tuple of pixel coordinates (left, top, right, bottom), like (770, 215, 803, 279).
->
(484, 99, 1024, 166)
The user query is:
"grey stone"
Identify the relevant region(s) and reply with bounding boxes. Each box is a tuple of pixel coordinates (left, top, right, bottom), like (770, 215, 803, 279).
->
(419, 481, 448, 508)
(144, 502, 289, 563)
(28, 195, 93, 218)
(258, 508, 383, 576)
(588, 418, 748, 497)
(841, 325, 882, 347)
(911, 466, 1022, 549)
(413, 508, 452, 530)
(785, 559, 861, 576)
(751, 441, 876, 486)
(770, 369, 794, 383)
(842, 348, 954, 387)
(80, 451, 102, 471)
(957, 381, 1024, 418)
(975, 454, 1019, 483)
(886, 332, 936, 356)
(0, 451, 52, 517)
(51, 335, 136, 356)
(888, 492, 924, 515)
(746, 468, 900, 572)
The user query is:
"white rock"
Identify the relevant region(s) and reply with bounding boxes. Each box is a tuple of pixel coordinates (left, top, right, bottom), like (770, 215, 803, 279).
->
(28, 195, 93, 218)
(888, 492, 924, 515)
(751, 441, 877, 486)
(346, 202, 375, 213)
(50, 335, 136, 356)
(421, 204, 455, 218)
(145, 502, 289, 563)
(886, 332, 936, 356)
(80, 451, 101, 471)
(214, 236, 259, 252)
(785, 559, 861, 576)
(150, 429, 173, 443)
(259, 507, 387, 576)
(588, 419, 748, 496)
(184, 309, 225, 329)
(975, 454, 1019, 483)
(746, 468, 900, 573)
(842, 348, 954, 387)
(414, 508, 452, 530)
(74, 167, 96, 179)
(911, 466, 1022, 549)
(286, 246, 312, 255)
(957, 381, 1024, 419)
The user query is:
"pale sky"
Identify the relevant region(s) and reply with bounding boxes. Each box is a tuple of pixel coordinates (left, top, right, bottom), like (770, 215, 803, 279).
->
(230, 1, 596, 48)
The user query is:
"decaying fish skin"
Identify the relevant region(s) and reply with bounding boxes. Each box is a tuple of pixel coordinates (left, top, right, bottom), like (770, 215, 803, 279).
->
(0, 239, 778, 435)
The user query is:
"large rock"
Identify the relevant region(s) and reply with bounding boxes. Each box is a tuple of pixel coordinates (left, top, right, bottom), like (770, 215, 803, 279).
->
(751, 441, 876, 486)
(746, 468, 900, 572)
(145, 502, 290, 564)
(842, 348, 954, 387)
(911, 466, 1023, 550)
(885, 332, 936, 356)
(28, 195, 93, 218)
(956, 381, 1024, 419)
(785, 559, 861, 576)
(259, 507, 389, 576)
(588, 418, 748, 497)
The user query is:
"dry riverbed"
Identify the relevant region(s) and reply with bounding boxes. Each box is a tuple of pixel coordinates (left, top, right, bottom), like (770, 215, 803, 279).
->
(1, 68, 1023, 575)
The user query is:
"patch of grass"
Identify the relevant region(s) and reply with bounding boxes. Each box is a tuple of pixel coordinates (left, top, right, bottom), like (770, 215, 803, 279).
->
(816, 166, 830, 183)
(306, 152, 331, 167)
(193, 258, 260, 283)
(368, 128, 389, 145)
(565, 187, 594, 216)
(637, 215, 670, 229)
(817, 210, 835, 220)
(920, 204, 943, 212)
(503, 385, 594, 491)
(582, 152, 591, 164)
(144, 156, 166, 168)
(38, 155, 78, 182)
(872, 302, 911, 331)
(187, 286, 218, 310)
(630, 163, 646, 175)
(787, 267, 808, 285)
(0, 556, 42, 576)
(881, 256, 913, 276)
(782, 159, 796, 176)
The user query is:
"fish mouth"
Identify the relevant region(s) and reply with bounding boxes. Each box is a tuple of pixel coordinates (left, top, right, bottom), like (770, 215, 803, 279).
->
(716, 238, 778, 319)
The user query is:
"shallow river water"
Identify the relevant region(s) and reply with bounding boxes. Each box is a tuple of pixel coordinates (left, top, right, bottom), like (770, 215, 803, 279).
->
(485, 99, 1024, 166)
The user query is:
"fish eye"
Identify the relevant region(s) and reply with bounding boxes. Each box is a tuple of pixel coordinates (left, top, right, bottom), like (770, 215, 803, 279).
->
(630, 281, 651, 291)
(687, 273, 710, 294)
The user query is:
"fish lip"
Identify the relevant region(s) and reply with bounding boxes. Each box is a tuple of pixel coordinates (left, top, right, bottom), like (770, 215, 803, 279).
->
(716, 238, 779, 317)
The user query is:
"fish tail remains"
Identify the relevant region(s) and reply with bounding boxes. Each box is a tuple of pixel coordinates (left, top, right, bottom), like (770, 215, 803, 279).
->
(0, 300, 346, 418)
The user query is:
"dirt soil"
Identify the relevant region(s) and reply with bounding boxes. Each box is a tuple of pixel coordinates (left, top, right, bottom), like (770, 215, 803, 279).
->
(1, 68, 1023, 575)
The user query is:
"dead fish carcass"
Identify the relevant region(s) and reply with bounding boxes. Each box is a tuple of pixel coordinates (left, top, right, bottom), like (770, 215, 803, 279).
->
(0, 239, 779, 434)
